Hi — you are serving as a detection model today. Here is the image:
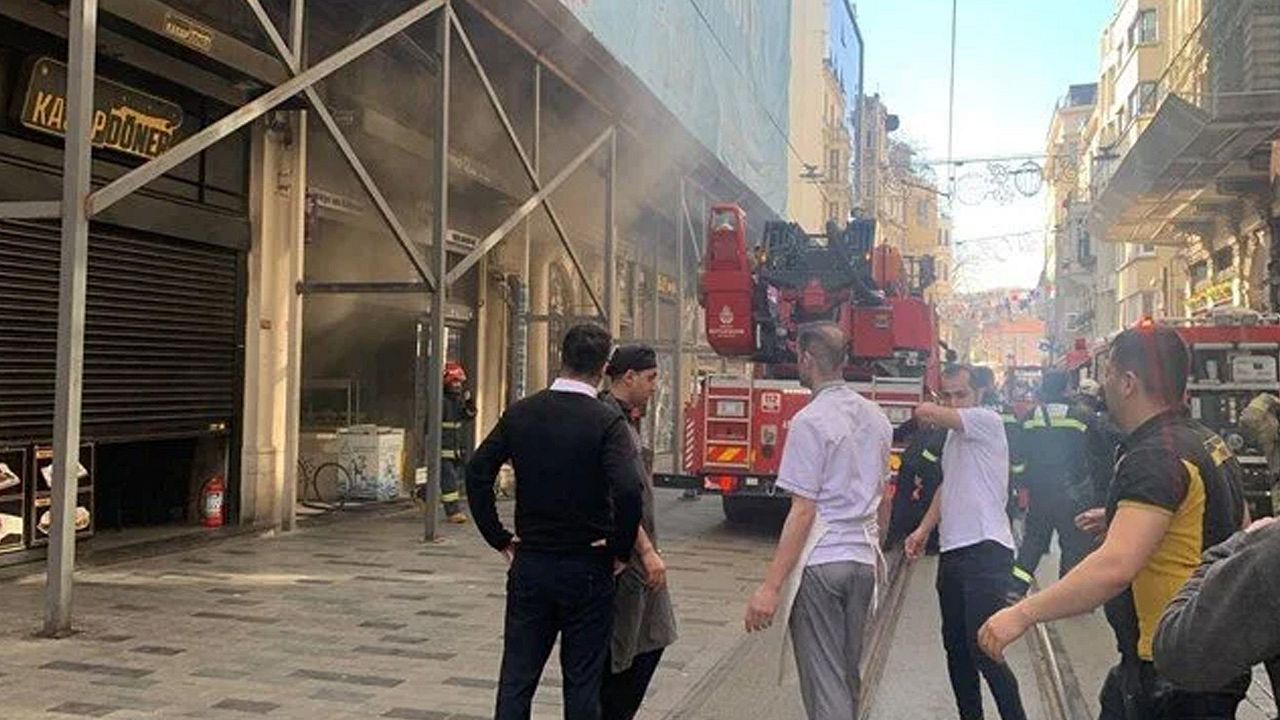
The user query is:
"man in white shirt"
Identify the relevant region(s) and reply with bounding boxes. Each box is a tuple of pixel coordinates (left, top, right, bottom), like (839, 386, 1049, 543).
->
(906, 364, 1027, 720)
(744, 322, 892, 719)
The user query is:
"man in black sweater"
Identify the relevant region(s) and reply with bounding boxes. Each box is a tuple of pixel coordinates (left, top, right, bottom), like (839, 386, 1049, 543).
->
(467, 323, 644, 720)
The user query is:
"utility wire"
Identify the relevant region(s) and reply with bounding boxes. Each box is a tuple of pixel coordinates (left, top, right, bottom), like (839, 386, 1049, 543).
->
(945, 0, 958, 206)
(686, 0, 814, 170)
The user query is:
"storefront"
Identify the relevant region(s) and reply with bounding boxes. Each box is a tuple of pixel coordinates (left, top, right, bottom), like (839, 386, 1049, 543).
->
(0, 9, 251, 558)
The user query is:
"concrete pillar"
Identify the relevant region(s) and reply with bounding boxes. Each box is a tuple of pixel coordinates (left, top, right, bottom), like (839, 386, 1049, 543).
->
(240, 118, 305, 528)
(528, 251, 552, 390)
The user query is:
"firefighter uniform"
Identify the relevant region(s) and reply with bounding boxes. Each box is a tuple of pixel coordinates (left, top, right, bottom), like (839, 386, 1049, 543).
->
(1001, 405, 1027, 520)
(439, 373, 476, 522)
(887, 423, 946, 553)
(1098, 410, 1248, 719)
(1011, 400, 1096, 588)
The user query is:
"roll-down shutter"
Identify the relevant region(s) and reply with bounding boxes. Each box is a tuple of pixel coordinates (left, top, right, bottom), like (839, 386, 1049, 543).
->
(0, 220, 240, 442)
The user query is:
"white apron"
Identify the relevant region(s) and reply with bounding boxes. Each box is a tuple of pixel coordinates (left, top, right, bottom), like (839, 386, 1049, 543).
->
(775, 513, 887, 684)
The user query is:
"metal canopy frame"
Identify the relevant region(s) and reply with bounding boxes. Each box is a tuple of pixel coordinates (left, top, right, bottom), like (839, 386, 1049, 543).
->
(11, 0, 629, 633)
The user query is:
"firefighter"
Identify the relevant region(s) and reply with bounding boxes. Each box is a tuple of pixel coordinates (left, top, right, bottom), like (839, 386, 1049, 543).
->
(439, 362, 475, 523)
(1241, 392, 1280, 518)
(1007, 371, 1095, 599)
(887, 417, 946, 554)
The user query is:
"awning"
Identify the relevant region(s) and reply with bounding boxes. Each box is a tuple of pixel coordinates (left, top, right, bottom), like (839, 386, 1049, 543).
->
(1088, 90, 1280, 245)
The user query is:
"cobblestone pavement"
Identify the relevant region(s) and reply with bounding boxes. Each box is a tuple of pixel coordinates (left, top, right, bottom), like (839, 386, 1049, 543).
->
(0, 492, 779, 720)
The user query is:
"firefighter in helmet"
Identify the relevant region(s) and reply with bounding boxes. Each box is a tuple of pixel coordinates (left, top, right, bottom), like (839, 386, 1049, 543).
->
(439, 362, 476, 524)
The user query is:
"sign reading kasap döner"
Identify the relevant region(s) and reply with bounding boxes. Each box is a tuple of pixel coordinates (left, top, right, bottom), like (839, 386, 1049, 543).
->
(20, 57, 185, 161)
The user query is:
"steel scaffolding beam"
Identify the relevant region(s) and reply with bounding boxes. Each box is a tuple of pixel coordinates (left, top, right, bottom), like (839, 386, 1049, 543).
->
(244, 0, 437, 291)
(0, 201, 62, 220)
(424, 5, 451, 542)
(448, 9, 605, 320)
(87, 0, 445, 217)
(44, 0, 97, 638)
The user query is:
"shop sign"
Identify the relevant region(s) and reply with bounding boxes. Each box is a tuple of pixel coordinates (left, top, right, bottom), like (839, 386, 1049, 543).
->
(19, 57, 185, 161)
(163, 10, 215, 53)
(1188, 280, 1234, 311)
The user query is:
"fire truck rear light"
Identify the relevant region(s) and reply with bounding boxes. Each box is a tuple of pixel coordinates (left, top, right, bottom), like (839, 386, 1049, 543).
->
(705, 475, 740, 494)
(714, 399, 747, 418)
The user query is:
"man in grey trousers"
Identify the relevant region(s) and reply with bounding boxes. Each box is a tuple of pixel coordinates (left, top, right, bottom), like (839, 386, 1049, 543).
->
(744, 322, 893, 719)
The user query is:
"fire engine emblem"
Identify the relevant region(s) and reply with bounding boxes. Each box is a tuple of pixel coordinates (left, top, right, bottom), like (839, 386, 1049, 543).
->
(719, 305, 734, 326)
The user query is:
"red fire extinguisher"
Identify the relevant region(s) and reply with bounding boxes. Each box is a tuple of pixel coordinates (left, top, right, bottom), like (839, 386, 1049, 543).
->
(201, 475, 225, 529)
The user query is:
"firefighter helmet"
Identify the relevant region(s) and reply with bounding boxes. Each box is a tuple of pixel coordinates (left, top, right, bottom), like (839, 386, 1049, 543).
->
(443, 362, 467, 387)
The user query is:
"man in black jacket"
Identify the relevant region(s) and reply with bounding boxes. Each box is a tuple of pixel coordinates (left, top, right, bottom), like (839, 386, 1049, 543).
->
(467, 324, 644, 720)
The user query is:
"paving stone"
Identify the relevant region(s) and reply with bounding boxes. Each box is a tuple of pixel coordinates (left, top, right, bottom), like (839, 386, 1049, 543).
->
(351, 645, 455, 661)
(386, 593, 430, 601)
(131, 645, 186, 656)
(381, 709, 449, 720)
(191, 611, 279, 625)
(211, 698, 280, 714)
(416, 610, 461, 619)
(290, 668, 404, 688)
(308, 687, 375, 704)
(378, 634, 430, 645)
(47, 701, 121, 717)
(41, 660, 153, 679)
(358, 620, 406, 630)
(443, 676, 498, 690)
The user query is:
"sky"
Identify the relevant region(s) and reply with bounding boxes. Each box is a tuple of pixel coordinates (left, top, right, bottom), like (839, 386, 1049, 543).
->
(853, 0, 1116, 292)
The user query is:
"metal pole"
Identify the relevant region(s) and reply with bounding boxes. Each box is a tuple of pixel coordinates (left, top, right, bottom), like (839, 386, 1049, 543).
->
(945, 0, 958, 207)
(279, 0, 306, 533)
(424, 5, 450, 542)
(649, 234, 659, 447)
(45, 0, 97, 638)
(674, 179, 686, 476)
(512, 62, 539, 402)
(604, 129, 618, 335)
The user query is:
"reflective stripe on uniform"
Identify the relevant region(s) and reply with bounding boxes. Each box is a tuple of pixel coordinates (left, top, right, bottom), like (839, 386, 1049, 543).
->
(1012, 565, 1034, 584)
(441, 422, 462, 429)
(1023, 417, 1088, 432)
(1011, 463, 1027, 475)
(441, 450, 459, 460)
(440, 491, 460, 503)
(922, 449, 939, 463)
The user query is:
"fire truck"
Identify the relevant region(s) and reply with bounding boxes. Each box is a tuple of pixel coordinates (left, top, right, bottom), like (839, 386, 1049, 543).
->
(1063, 310, 1280, 517)
(658, 204, 941, 521)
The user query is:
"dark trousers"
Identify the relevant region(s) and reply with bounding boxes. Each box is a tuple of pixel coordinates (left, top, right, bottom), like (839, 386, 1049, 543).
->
(497, 551, 616, 720)
(1098, 659, 1245, 720)
(440, 459, 463, 514)
(600, 648, 663, 720)
(938, 541, 1028, 720)
(1015, 490, 1092, 578)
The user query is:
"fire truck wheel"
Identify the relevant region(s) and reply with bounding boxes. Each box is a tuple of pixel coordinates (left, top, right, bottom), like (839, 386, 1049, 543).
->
(722, 495, 753, 525)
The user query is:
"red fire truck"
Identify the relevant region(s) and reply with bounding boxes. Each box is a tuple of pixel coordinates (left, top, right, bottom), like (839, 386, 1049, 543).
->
(658, 204, 941, 521)
(1062, 311, 1280, 517)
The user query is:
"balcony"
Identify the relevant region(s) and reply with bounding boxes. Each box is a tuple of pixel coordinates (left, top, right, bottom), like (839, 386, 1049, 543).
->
(1087, 0, 1280, 245)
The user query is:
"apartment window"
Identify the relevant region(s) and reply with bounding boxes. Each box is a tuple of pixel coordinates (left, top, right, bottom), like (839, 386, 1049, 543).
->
(916, 199, 930, 224)
(1213, 246, 1234, 273)
(1141, 291, 1155, 318)
(1134, 9, 1158, 45)
(1190, 260, 1209, 285)
(1076, 230, 1092, 263)
(1127, 81, 1158, 118)
(829, 150, 841, 179)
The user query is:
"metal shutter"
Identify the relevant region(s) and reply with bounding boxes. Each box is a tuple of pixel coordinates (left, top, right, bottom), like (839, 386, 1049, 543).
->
(0, 220, 240, 443)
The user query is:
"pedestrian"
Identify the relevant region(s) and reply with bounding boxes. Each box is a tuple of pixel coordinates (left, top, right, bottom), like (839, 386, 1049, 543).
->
(439, 362, 475, 523)
(904, 364, 1029, 720)
(743, 322, 892, 720)
(1155, 516, 1280, 717)
(978, 325, 1249, 720)
(598, 344, 677, 720)
(466, 323, 644, 720)
(1006, 370, 1096, 599)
